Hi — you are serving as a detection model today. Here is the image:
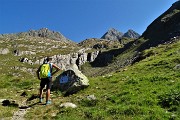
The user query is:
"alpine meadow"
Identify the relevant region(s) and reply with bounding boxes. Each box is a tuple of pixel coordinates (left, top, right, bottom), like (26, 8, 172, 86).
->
(0, 1, 180, 120)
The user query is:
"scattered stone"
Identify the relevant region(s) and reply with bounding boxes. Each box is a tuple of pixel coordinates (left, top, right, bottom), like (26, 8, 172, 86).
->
(60, 102, 77, 108)
(19, 58, 28, 63)
(51, 113, 57, 117)
(14, 49, 23, 56)
(0, 48, 9, 54)
(87, 94, 96, 101)
(174, 64, 180, 70)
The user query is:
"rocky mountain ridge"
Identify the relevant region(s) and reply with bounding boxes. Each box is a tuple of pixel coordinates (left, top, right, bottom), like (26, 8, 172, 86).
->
(0, 28, 72, 43)
(101, 28, 140, 41)
(123, 29, 140, 39)
(27, 28, 70, 42)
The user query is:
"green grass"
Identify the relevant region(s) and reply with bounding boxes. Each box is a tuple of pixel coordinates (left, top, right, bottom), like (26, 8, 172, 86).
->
(49, 40, 180, 119)
(0, 38, 180, 119)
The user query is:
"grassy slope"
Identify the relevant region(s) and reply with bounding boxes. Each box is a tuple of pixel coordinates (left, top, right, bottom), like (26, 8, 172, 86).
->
(0, 36, 78, 119)
(0, 39, 180, 120)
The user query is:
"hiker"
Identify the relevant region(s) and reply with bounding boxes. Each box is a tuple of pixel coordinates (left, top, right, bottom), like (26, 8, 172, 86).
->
(36, 57, 61, 105)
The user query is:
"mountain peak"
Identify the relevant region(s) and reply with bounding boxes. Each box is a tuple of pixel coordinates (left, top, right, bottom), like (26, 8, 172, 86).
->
(101, 28, 140, 40)
(27, 28, 70, 42)
(101, 28, 123, 40)
(123, 29, 140, 39)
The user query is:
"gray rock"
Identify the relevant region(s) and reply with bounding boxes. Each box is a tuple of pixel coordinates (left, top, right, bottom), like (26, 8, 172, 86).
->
(60, 102, 77, 108)
(174, 64, 180, 69)
(14, 50, 36, 56)
(19, 58, 29, 63)
(53, 64, 89, 96)
(14, 50, 23, 56)
(33, 51, 99, 70)
(87, 95, 96, 100)
(0, 48, 9, 54)
(87, 51, 99, 62)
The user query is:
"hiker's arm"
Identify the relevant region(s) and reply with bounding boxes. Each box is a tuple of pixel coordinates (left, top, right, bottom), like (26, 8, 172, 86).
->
(51, 64, 61, 76)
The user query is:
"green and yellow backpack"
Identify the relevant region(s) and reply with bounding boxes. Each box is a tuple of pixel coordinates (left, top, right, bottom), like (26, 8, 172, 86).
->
(39, 63, 52, 78)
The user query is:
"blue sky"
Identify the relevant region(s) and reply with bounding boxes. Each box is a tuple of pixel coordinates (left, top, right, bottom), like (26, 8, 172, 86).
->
(0, 0, 177, 42)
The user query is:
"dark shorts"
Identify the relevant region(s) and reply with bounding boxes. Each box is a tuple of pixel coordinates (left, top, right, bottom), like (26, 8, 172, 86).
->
(40, 77, 52, 89)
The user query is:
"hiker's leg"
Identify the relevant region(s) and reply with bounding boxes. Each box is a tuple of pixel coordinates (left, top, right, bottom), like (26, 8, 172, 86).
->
(46, 77, 52, 103)
(39, 86, 43, 98)
(39, 79, 45, 98)
(46, 89, 50, 101)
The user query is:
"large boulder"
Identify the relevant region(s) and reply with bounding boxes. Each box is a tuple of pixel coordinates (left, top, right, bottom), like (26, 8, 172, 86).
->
(53, 64, 89, 96)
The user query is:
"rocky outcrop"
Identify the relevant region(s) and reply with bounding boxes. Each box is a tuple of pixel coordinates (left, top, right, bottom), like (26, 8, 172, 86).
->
(53, 64, 89, 96)
(20, 50, 99, 70)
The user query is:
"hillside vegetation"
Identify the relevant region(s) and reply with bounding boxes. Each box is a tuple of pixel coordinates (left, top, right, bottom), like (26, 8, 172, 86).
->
(0, 37, 179, 120)
(0, 2, 180, 119)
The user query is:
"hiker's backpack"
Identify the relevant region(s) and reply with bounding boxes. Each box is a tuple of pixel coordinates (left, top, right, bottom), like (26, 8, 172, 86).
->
(39, 63, 52, 78)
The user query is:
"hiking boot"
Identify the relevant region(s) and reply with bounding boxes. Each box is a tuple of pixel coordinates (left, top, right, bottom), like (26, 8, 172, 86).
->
(46, 100, 51, 105)
(39, 98, 43, 103)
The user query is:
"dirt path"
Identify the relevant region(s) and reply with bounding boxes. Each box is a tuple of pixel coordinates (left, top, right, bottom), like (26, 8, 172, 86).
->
(12, 109, 28, 120)
(12, 100, 30, 120)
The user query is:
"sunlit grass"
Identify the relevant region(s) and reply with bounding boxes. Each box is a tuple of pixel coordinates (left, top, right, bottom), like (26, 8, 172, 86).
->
(0, 38, 180, 119)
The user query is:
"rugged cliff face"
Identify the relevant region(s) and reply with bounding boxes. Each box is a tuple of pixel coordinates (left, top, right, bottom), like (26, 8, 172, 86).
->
(32, 50, 100, 70)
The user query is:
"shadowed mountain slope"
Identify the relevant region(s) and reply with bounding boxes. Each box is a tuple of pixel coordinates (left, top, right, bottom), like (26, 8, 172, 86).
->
(139, 1, 180, 50)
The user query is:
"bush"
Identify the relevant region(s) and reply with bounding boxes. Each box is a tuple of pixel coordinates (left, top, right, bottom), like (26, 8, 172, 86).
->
(158, 90, 180, 111)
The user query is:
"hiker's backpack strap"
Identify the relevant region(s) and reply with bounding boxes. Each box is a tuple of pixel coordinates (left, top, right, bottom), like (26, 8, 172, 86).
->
(49, 63, 53, 74)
